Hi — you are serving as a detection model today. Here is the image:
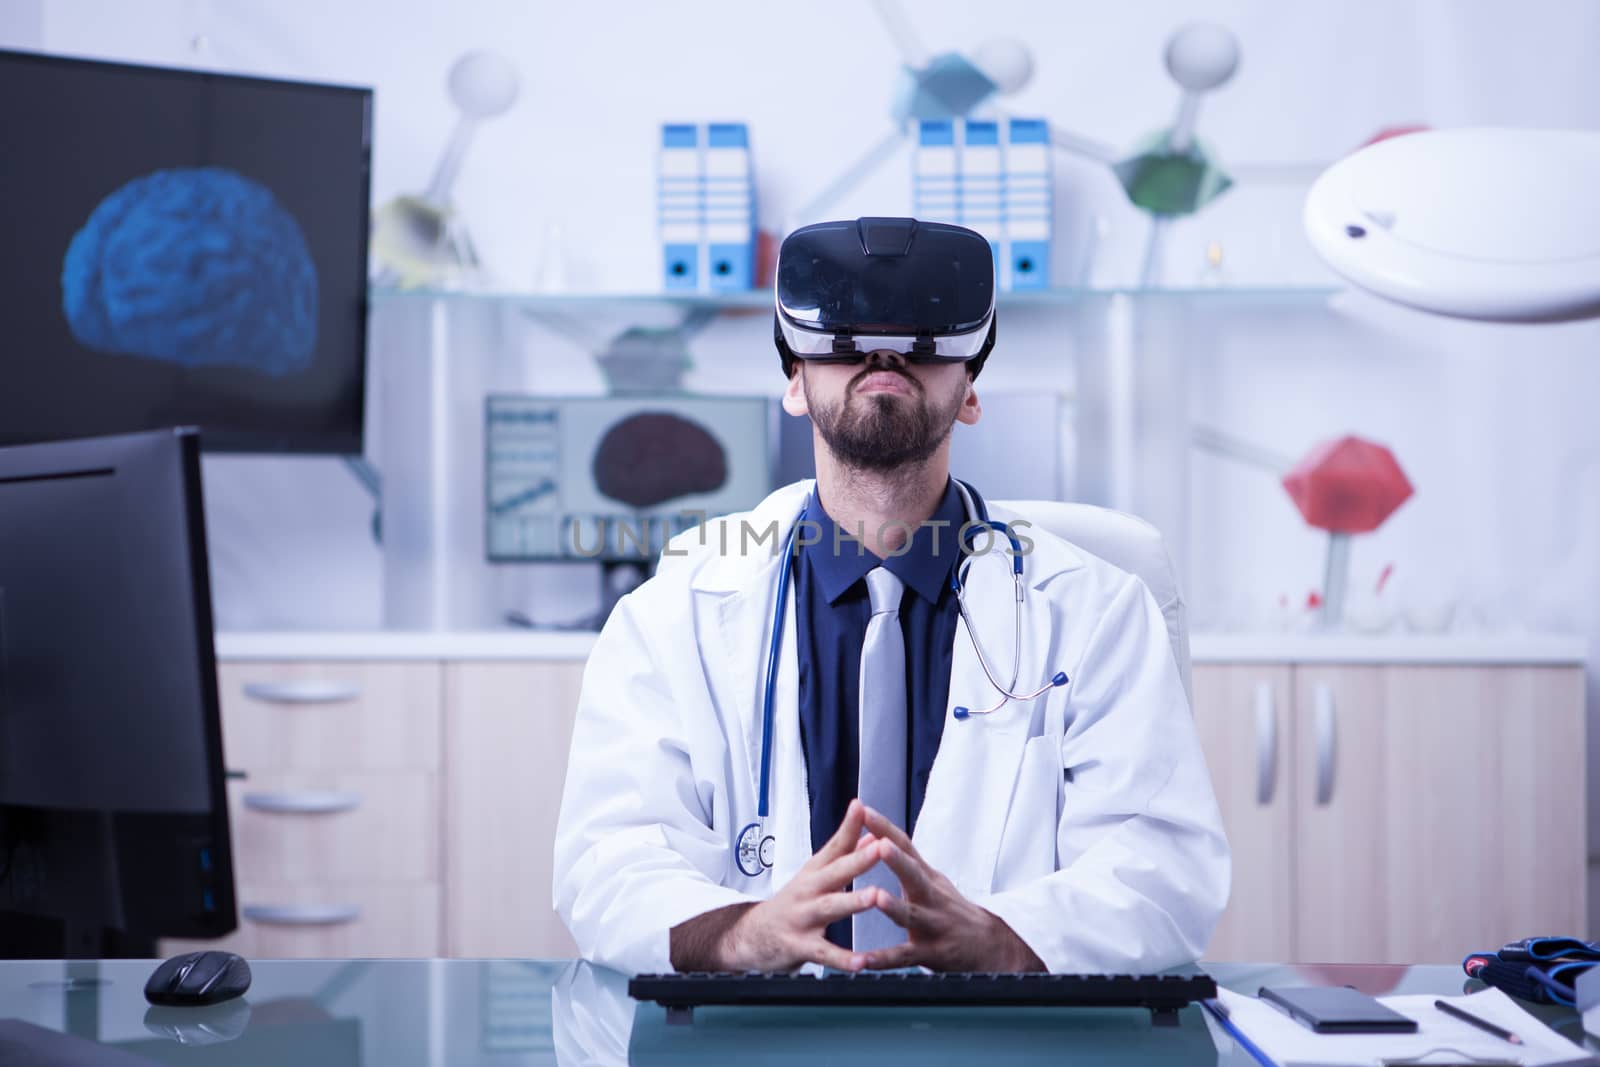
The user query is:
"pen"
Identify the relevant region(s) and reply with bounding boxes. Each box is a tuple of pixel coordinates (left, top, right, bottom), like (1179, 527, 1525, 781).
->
(1200, 998, 1278, 1067)
(1434, 998, 1524, 1045)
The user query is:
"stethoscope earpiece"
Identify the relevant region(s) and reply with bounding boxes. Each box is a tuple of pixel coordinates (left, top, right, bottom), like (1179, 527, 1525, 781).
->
(946, 482, 1071, 719)
(953, 670, 1070, 720)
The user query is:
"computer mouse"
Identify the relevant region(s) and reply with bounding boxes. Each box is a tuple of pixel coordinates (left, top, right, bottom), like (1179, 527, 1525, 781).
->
(144, 950, 252, 1007)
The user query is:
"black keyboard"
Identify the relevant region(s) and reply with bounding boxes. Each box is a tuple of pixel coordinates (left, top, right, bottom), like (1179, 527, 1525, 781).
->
(629, 971, 1217, 1026)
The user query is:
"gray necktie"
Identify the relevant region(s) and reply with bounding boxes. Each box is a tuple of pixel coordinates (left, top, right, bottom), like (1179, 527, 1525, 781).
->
(854, 566, 907, 952)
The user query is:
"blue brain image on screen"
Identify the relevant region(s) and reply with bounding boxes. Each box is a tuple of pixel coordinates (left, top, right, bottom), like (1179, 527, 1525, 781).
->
(61, 167, 318, 377)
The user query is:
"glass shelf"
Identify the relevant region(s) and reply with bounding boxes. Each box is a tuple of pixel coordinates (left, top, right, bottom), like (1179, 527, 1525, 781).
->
(365, 278, 1350, 628)
(368, 283, 1342, 313)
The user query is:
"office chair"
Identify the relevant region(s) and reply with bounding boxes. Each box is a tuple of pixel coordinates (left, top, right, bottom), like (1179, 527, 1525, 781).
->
(996, 500, 1191, 702)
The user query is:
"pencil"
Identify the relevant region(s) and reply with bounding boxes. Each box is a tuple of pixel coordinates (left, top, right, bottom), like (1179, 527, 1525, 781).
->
(1434, 998, 1524, 1045)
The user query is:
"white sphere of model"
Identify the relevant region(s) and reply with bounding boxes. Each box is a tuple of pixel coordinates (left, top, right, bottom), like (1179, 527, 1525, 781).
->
(1164, 24, 1239, 91)
(970, 38, 1035, 94)
(448, 50, 521, 118)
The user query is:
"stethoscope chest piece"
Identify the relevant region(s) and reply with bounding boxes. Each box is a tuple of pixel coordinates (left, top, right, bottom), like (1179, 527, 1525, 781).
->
(735, 821, 774, 877)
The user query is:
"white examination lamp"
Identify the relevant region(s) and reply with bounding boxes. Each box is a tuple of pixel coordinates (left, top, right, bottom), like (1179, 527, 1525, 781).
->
(1304, 128, 1600, 321)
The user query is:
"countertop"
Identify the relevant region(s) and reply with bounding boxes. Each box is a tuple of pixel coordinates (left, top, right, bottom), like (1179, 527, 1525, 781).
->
(7, 959, 1585, 1067)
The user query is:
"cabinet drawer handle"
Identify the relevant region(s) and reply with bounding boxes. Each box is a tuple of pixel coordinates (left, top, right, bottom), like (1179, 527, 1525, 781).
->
(243, 904, 361, 927)
(242, 680, 363, 704)
(1253, 681, 1277, 806)
(1314, 682, 1337, 805)
(243, 791, 362, 815)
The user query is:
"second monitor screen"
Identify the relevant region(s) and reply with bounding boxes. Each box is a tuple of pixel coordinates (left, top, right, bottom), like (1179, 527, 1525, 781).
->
(487, 395, 774, 562)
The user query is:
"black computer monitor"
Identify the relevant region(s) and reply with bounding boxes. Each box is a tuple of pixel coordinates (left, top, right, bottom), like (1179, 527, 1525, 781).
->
(0, 49, 372, 454)
(0, 428, 236, 957)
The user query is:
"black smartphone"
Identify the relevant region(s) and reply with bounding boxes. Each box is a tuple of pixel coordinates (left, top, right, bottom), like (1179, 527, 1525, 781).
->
(1258, 985, 1419, 1034)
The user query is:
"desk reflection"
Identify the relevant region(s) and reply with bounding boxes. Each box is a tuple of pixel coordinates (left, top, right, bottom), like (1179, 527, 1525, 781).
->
(0, 959, 1526, 1066)
(552, 961, 634, 1066)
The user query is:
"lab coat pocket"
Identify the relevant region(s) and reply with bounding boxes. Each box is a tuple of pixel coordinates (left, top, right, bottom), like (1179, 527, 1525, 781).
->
(992, 734, 1063, 891)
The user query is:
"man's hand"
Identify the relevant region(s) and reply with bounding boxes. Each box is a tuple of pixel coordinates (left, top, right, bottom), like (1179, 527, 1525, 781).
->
(858, 806, 1046, 973)
(669, 799, 884, 972)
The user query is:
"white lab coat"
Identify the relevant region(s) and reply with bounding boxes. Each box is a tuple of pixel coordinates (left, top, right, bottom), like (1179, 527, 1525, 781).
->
(553, 480, 1230, 975)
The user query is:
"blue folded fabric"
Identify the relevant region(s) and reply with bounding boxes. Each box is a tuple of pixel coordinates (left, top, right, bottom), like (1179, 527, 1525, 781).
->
(1499, 936, 1600, 962)
(1464, 937, 1600, 1005)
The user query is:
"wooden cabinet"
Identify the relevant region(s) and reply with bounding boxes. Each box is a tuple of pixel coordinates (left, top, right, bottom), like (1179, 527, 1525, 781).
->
(1194, 662, 1586, 964)
(1289, 665, 1390, 963)
(168, 883, 441, 959)
(195, 645, 1585, 963)
(1190, 665, 1294, 961)
(167, 661, 445, 959)
(216, 660, 444, 772)
(442, 660, 586, 958)
(188, 655, 588, 960)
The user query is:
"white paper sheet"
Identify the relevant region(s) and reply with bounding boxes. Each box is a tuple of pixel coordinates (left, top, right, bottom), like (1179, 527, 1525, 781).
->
(1214, 986, 1598, 1066)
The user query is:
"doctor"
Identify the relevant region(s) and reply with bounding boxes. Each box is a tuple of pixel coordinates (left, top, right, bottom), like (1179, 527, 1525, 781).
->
(554, 218, 1229, 976)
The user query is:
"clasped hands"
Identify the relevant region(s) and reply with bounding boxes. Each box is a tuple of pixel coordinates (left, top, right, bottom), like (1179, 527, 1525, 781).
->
(670, 799, 1043, 973)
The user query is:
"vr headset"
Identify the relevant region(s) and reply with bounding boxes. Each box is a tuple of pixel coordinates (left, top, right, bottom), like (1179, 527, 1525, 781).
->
(773, 217, 997, 380)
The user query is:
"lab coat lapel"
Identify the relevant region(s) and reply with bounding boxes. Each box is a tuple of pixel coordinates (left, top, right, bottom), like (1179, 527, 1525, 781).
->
(712, 554, 782, 842)
(705, 484, 813, 891)
(764, 590, 811, 889)
(714, 575, 810, 889)
(914, 550, 1045, 896)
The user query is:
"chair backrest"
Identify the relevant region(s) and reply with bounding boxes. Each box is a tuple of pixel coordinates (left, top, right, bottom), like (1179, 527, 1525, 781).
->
(995, 500, 1192, 702)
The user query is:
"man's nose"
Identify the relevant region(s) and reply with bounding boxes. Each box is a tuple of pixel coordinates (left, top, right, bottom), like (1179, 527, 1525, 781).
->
(862, 348, 908, 369)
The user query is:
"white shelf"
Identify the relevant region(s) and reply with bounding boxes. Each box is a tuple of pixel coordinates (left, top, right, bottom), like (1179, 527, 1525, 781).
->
(216, 630, 1584, 665)
(216, 630, 598, 662)
(368, 284, 1341, 313)
(1190, 632, 1586, 665)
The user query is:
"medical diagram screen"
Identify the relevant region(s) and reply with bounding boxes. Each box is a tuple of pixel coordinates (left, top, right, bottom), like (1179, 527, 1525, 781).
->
(0, 50, 371, 453)
(485, 395, 775, 562)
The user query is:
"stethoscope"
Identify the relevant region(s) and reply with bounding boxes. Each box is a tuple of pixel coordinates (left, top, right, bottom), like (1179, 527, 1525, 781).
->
(734, 479, 1070, 878)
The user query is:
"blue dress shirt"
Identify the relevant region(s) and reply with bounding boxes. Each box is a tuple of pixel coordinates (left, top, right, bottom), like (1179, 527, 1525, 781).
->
(794, 480, 966, 949)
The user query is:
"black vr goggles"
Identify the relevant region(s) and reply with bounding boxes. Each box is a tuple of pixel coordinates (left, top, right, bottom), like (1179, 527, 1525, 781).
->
(773, 217, 997, 380)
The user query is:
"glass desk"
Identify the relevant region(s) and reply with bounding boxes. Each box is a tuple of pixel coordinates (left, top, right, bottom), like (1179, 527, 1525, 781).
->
(0, 959, 1589, 1066)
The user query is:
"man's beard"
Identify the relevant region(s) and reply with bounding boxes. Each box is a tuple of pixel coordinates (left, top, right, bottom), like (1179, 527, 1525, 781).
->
(805, 368, 964, 474)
